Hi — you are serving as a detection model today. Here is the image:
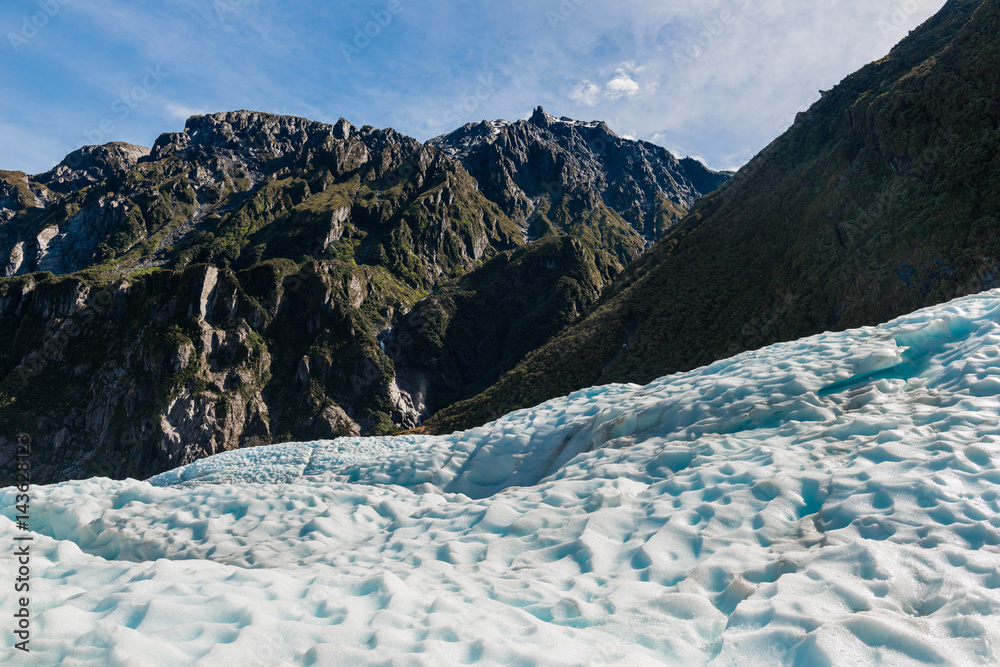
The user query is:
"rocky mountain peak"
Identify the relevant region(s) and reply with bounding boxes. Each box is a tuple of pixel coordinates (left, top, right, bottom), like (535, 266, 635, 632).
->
(35, 142, 151, 193)
(150, 110, 345, 161)
(528, 105, 610, 134)
(529, 105, 552, 127)
(429, 107, 732, 241)
(333, 117, 355, 140)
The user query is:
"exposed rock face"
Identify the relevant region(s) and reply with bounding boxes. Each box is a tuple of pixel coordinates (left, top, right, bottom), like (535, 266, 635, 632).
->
(4, 242, 24, 276)
(151, 111, 362, 162)
(36, 195, 136, 275)
(430, 106, 732, 242)
(0, 179, 22, 221)
(149, 111, 362, 177)
(0, 261, 406, 483)
(36, 142, 151, 193)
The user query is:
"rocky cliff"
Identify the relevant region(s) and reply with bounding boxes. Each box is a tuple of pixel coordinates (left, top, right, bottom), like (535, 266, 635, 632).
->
(431, 106, 732, 253)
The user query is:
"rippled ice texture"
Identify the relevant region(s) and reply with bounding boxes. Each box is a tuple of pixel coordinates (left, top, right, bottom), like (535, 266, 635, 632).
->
(4, 291, 1000, 665)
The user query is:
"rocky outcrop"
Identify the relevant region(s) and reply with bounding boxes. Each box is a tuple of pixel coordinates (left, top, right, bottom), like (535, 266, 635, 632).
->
(149, 111, 365, 177)
(430, 106, 732, 242)
(0, 259, 417, 483)
(0, 178, 22, 222)
(35, 142, 150, 193)
(21, 195, 135, 275)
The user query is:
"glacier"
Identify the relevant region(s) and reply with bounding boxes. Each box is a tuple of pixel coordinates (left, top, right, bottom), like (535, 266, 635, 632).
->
(3, 290, 1000, 665)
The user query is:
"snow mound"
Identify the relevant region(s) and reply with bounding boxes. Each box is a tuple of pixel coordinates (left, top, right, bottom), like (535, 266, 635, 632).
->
(4, 291, 1000, 665)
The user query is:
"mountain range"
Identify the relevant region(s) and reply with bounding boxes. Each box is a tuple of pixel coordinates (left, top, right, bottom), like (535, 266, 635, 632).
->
(0, 106, 729, 484)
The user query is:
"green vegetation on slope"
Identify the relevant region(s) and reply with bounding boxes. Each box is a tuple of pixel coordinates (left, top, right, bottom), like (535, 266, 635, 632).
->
(391, 235, 623, 416)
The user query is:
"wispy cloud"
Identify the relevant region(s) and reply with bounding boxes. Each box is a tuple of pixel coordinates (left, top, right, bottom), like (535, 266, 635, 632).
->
(164, 102, 210, 120)
(0, 0, 949, 173)
(569, 80, 601, 106)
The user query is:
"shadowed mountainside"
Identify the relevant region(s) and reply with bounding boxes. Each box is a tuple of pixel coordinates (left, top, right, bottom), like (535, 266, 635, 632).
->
(424, 0, 1000, 434)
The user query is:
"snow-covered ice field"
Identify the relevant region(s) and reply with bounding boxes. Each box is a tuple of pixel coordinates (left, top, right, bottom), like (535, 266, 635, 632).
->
(4, 290, 1000, 665)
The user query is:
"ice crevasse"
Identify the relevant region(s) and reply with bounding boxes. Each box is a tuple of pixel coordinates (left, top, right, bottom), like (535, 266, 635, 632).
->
(3, 290, 1000, 665)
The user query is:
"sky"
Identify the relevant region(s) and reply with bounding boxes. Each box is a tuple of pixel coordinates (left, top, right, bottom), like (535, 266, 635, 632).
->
(0, 0, 948, 175)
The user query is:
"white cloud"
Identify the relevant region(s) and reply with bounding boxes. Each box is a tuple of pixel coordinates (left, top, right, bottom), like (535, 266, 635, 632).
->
(164, 102, 209, 120)
(466, 0, 947, 168)
(571, 62, 644, 106)
(604, 66, 640, 100)
(569, 80, 601, 106)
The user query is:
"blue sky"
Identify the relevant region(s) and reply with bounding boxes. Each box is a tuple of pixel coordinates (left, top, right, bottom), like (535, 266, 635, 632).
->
(1, 0, 947, 174)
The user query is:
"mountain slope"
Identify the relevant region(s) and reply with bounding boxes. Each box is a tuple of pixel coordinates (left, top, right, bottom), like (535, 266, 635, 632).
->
(386, 235, 622, 418)
(425, 0, 1000, 433)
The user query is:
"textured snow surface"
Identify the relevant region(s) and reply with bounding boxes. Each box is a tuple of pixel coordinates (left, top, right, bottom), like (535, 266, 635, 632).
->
(5, 292, 1000, 665)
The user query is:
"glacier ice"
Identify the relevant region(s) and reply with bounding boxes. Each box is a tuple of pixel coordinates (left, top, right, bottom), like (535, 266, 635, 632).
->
(3, 291, 1000, 665)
